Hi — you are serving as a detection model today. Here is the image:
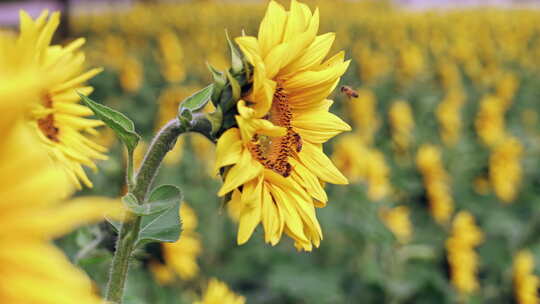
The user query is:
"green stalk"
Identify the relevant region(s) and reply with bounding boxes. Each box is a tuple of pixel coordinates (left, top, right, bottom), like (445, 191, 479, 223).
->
(105, 114, 213, 303)
(105, 119, 184, 303)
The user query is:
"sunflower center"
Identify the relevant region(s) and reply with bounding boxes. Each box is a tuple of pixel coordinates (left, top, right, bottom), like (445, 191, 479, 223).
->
(37, 94, 60, 142)
(248, 86, 302, 177)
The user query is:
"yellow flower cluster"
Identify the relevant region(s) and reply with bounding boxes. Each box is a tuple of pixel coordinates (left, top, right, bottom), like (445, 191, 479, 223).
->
(157, 29, 186, 83)
(379, 206, 413, 244)
(72, 1, 540, 93)
(149, 203, 202, 284)
(446, 211, 484, 295)
(513, 250, 540, 304)
(416, 145, 454, 224)
(489, 137, 524, 203)
(333, 88, 391, 202)
(475, 95, 507, 147)
(474, 74, 523, 203)
(436, 88, 466, 146)
(389, 100, 415, 154)
(333, 135, 391, 202)
(348, 88, 379, 145)
(119, 55, 143, 93)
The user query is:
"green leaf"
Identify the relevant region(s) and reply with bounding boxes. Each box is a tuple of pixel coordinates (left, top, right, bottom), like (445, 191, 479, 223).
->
(123, 188, 180, 216)
(178, 84, 214, 114)
(78, 92, 140, 152)
(136, 185, 183, 247)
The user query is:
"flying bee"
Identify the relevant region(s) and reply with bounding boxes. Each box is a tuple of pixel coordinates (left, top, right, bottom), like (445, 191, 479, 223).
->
(341, 86, 359, 98)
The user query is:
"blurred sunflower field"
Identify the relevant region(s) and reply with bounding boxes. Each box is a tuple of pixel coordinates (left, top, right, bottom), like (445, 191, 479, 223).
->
(4, 0, 540, 303)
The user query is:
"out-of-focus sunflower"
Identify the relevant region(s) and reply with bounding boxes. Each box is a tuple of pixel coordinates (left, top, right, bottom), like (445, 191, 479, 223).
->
(216, 0, 350, 251)
(194, 278, 245, 304)
(388, 100, 414, 154)
(20, 11, 107, 188)
(379, 206, 413, 244)
(0, 40, 123, 303)
(513, 250, 539, 304)
(446, 211, 484, 295)
(416, 145, 454, 224)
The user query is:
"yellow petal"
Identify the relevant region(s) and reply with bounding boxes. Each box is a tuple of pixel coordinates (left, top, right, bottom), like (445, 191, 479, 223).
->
(51, 68, 103, 93)
(214, 128, 243, 173)
(292, 109, 351, 143)
(280, 32, 335, 76)
(299, 142, 348, 185)
(290, 158, 327, 203)
(235, 36, 260, 64)
(258, 0, 287, 58)
(268, 183, 309, 244)
(5, 197, 123, 239)
(282, 0, 308, 43)
(289, 79, 340, 109)
(218, 149, 263, 196)
(261, 184, 282, 245)
(285, 60, 350, 91)
(237, 178, 263, 244)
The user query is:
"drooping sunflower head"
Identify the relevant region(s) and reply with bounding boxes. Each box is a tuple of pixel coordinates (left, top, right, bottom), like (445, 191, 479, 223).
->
(215, 0, 351, 251)
(19, 11, 107, 189)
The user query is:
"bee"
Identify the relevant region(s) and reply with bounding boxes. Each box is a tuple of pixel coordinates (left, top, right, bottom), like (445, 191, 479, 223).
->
(341, 86, 359, 98)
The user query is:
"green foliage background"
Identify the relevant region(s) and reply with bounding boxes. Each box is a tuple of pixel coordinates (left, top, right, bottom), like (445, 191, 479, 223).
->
(52, 1, 540, 303)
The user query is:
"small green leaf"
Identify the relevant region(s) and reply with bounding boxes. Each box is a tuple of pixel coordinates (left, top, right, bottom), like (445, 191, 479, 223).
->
(179, 84, 214, 114)
(78, 93, 140, 152)
(136, 185, 183, 247)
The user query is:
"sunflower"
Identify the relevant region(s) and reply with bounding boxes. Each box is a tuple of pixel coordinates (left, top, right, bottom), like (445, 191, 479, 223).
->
(19, 11, 107, 188)
(215, 0, 350, 251)
(0, 51, 122, 303)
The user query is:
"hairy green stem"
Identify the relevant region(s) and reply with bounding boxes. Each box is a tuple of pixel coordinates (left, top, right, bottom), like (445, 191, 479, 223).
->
(126, 147, 135, 191)
(105, 119, 183, 303)
(105, 115, 212, 303)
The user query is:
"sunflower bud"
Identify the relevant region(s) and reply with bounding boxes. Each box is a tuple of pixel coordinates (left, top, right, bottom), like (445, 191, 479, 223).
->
(176, 32, 252, 141)
(205, 34, 253, 136)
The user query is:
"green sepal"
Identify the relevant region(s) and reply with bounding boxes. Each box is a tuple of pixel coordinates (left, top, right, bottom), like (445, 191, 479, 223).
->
(207, 62, 226, 87)
(207, 107, 223, 136)
(226, 70, 241, 104)
(207, 63, 226, 106)
(135, 185, 183, 247)
(78, 93, 140, 153)
(225, 30, 244, 74)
